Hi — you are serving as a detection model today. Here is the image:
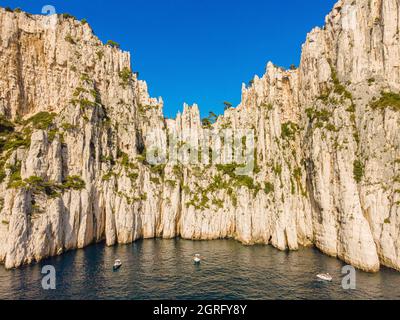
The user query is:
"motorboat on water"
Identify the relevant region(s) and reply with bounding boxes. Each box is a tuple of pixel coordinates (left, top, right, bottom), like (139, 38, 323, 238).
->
(317, 273, 332, 282)
(113, 259, 122, 271)
(194, 254, 201, 264)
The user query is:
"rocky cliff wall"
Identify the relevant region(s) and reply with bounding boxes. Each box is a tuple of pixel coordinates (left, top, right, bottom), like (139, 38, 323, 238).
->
(0, 0, 399, 272)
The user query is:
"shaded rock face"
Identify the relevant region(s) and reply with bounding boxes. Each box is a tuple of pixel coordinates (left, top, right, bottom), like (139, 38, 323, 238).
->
(0, 0, 399, 272)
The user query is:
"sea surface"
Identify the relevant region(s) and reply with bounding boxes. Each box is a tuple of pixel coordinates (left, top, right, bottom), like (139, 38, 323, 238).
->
(0, 239, 399, 300)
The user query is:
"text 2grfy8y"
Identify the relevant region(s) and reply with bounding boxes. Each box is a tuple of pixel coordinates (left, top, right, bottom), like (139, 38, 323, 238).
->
(197, 305, 247, 316)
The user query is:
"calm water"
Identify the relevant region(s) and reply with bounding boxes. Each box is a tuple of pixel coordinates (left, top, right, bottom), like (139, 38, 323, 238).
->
(0, 239, 399, 300)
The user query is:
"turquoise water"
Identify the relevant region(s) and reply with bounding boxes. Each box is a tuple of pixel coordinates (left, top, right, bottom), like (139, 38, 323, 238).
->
(0, 239, 399, 300)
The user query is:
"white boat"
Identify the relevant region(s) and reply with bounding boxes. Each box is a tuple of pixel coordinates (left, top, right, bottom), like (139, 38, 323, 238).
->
(113, 259, 122, 271)
(317, 273, 332, 281)
(194, 254, 201, 264)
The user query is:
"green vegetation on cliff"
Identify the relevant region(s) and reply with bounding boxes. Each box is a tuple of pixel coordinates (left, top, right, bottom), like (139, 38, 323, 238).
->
(370, 92, 400, 112)
(353, 160, 365, 183)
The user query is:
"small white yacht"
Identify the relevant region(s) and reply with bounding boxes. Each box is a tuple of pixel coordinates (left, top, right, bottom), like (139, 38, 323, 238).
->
(317, 273, 332, 282)
(194, 254, 201, 264)
(113, 259, 122, 271)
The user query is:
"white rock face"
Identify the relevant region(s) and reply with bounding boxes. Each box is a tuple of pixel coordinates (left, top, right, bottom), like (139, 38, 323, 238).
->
(0, 1, 399, 272)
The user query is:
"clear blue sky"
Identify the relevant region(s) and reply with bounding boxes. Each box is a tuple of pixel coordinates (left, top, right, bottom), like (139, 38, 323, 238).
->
(1, 0, 337, 118)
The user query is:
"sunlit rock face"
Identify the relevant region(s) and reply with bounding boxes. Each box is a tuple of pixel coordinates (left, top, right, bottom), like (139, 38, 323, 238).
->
(0, 0, 399, 272)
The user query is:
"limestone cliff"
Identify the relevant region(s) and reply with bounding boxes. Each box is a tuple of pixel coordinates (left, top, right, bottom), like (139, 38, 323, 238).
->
(0, 0, 399, 272)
